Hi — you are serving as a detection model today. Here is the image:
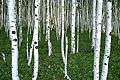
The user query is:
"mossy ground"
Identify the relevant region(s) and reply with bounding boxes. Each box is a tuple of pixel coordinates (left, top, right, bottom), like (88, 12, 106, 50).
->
(0, 27, 120, 80)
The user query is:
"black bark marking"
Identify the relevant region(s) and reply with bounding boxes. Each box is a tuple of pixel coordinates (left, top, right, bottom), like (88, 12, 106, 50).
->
(109, 32, 111, 36)
(12, 31, 15, 34)
(35, 46, 38, 49)
(36, 18, 39, 20)
(12, 48, 14, 50)
(35, 14, 37, 16)
(104, 63, 107, 65)
(13, 38, 17, 41)
(34, 41, 37, 44)
(13, 45, 17, 46)
(35, 6, 37, 8)
(108, 0, 112, 2)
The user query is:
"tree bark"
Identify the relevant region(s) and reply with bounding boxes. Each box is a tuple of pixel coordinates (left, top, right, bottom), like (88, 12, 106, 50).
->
(101, 0, 112, 80)
(7, 0, 19, 79)
(71, 0, 76, 54)
(94, 0, 103, 80)
(92, 0, 96, 49)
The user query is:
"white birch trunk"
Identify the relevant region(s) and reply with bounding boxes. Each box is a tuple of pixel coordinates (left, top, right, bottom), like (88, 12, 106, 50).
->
(94, 0, 103, 80)
(71, 0, 76, 54)
(42, 0, 46, 34)
(61, 1, 71, 79)
(61, 0, 65, 64)
(57, 0, 60, 39)
(27, 0, 31, 60)
(32, 0, 39, 80)
(18, 0, 23, 47)
(28, 34, 34, 66)
(0, 0, 3, 29)
(28, 37, 34, 66)
(26, 27, 29, 60)
(58, 0, 61, 39)
(7, 0, 19, 79)
(92, 0, 96, 49)
(65, 36, 71, 80)
(76, 5, 79, 53)
(101, 1, 112, 80)
(46, 0, 52, 56)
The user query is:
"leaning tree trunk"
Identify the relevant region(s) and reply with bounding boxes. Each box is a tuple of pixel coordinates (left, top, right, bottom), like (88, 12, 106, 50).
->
(7, 0, 19, 79)
(101, 0, 112, 80)
(94, 0, 103, 80)
(61, 0, 71, 79)
(71, 0, 76, 54)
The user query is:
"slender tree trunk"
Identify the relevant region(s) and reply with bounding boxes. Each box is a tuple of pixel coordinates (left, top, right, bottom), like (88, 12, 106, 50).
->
(94, 0, 103, 80)
(61, 0, 65, 64)
(61, 1, 71, 79)
(58, 0, 61, 39)
(28, 36, 34, 66)
(32, 0, 39, 79)
(101, 0, 112, 80)
(92, 0, 96, 49)
(0, 0, 3, 29)
(46, 0, 52, 56)
(42, 0, 46, 34)
(71, 0, 76, 54)
(7, 0, 19, 79)
(18, 0, 23, 47)
(76, 4, 79, 53)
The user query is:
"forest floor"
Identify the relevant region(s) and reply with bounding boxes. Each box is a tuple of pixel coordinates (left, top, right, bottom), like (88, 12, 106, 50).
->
(0, 27, 120, 80)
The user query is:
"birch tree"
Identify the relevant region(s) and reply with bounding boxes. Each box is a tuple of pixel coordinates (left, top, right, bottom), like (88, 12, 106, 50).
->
(61, 0, 71, 79)
(101, 0, 112, 80)
(32, 0, 39, 79)
(42, 0, 46, 34)
(92, 0, 96, 49)
(76, 2, 80, 53)
(7, 0, 19, 79)
(46, 0, 52, 56)
(18, 0, 23, 47)
(71, 0, 76, 54)
(94, 0, 103, 80)
(0, 0, 3, 29)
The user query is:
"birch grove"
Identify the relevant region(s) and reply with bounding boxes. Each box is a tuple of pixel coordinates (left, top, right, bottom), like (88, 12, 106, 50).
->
(0, 0, 120, 79)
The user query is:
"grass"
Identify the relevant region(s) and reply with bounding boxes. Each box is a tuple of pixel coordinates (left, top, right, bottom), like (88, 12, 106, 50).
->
(0, 27, 120, 80)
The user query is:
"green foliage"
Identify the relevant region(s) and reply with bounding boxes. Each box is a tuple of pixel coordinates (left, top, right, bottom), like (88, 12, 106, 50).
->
(0, 28, 120, 80)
